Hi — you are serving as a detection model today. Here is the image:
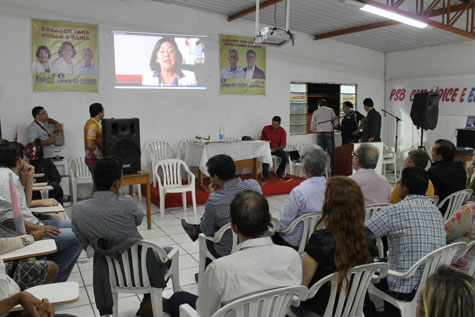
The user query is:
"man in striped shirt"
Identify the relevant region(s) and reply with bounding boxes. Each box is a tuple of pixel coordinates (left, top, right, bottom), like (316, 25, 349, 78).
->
(181, 154, 262, 258)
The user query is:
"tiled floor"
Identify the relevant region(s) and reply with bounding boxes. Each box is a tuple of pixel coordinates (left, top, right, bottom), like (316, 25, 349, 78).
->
(54, 172, 396, 316)
(54, 192, 290, 316)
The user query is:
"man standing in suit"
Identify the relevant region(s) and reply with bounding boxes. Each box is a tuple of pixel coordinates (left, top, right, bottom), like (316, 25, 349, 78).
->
(244, 49, 265, 79)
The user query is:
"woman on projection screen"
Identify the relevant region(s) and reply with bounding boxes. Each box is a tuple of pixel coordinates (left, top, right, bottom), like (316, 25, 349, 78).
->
(142, 36, 197, 87)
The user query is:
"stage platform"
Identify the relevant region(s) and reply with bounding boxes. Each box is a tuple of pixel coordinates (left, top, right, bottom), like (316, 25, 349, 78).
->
(142, 173, 304, 210)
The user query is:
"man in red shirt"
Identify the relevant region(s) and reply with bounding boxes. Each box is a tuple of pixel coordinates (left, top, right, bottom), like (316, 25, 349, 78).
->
(260, 116, 289, 181)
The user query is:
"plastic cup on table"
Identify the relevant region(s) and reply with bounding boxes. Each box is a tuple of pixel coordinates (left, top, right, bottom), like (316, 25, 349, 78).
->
(40, 190, 49, 200)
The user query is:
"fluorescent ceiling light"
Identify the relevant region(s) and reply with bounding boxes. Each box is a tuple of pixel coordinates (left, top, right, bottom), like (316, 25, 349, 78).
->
(360, 4, 428, 28)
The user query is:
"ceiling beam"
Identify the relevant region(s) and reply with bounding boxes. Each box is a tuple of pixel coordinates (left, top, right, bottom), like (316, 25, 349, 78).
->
(314, 21, 398, 40)
(227, 0, 283, 22)
(314, 0, 475, 40)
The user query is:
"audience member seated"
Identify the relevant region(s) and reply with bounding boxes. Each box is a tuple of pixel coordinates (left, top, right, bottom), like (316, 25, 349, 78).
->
(416, 265, 474, 317)
(1, 225, 58, 290)
(466, 149, 475, 201)
(272, 147, 326, 249)
(445, 202, 474, 273)
(27, 106, 64, 204)
(366, 167, 445, 317)
(349, 144, 391, 205)
(390, 149, 434, 204)
(293, 176, 377, 316)
(168, 191, 302, 317)
(72, 156, 164, 317)
(260, 115, 289, 180)
(428, 139, 466, 216)
(0, 141, 81, 283)
(181, 154, 261, 259)
(0, 257, 74, 317)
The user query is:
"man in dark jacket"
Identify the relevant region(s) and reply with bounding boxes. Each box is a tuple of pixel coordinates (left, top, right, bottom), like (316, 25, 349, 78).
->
(361, 98, 381, 142)
(428, 139, 466, 216)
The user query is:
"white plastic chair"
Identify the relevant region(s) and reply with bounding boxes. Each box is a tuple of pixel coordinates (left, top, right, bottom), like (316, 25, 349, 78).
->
(178, 137, 196, 160)
(180, 285, 308, 317)
(463, 239, 475, 277)
(154, 159, 197, 219)
(382, 144, 397, 180)
(285, 143, 300, 176)
(425, 195, 439, 205)
(437, 189, 473, 221)
(198, 223, 239, 290)
(368, 242, 467, 317)
(297, 143, 330, 178)
(365, 204, 389, 259)
(278, 212, 322, 255)
(69, 156, 93, 205)
(289, 262, 389, 317)
(9, 282, 79, 312)
(143, 140, 175, 188)
(105, 240, 180, 317)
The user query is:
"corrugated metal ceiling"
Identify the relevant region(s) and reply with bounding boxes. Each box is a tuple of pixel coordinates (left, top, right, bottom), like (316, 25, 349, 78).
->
(157, 0, 473, 52)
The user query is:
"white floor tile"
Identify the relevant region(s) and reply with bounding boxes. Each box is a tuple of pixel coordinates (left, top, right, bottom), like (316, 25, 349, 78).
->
(86, 285, 138, 304)
(179, 241, 199, 254)
(152, 217, 182, 228)
(144, 235, 176, 247)
(67, 271, 83, 285)
(178, 254, 198, 270)
(77, 257, 94, 272)
(189, 252, 199, 262)
(81, 269, 93, 287)
(139, 228, 168, 239)
(92, 295, 141, 317)
(169, 232, 194, 244)
(161, 225, 187, 235)
(179, 267, 199, 286)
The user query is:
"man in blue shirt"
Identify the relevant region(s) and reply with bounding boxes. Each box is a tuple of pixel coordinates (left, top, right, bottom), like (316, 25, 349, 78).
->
(272, 147, 326, 249)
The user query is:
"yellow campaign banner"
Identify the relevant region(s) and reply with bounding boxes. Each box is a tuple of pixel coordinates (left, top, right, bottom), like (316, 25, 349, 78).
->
(219, 34, 266, 95)
(290, 94, 307, 103)
(32, 19, 98, 93)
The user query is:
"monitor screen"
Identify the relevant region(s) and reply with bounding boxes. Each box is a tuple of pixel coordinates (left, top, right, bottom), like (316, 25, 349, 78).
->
(457, 129, 475, 149)
(466, 116, 475, 129)
(113, 31, 207, 89)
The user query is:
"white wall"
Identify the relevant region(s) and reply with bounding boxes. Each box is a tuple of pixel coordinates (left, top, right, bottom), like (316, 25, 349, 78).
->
(0, 0, 384, 170)
(384, 40, 475, 159)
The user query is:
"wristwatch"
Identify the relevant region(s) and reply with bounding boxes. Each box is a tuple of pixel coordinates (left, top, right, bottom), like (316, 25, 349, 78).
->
(25, 179, 34, 185)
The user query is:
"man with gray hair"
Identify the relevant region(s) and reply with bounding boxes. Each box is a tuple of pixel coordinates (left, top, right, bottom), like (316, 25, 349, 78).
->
(220, 48, 245, 79)
(350, 144, 391, 205)
(79, 48, 97, 75)
(272, 147, 327, 249)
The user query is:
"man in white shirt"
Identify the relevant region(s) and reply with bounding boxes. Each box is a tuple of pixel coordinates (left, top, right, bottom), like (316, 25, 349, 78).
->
(349, 144, 391, 205)
(220, 48, 245, 79)
(168, 190, 302, 317)
(310, 99, 337, 165)
(243, 49, 265, 79)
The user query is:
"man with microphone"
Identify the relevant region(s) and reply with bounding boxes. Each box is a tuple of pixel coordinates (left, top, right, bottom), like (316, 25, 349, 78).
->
(310, 99, 337, 165)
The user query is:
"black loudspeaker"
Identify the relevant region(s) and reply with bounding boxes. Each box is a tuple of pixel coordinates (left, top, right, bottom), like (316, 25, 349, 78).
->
(102, 118, 141, 174)
(410, 92, 440, 130)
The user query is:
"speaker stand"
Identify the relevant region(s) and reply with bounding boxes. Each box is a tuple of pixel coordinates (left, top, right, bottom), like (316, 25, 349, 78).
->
(417, 127, 427, 151)
(381, 109, 401, 154)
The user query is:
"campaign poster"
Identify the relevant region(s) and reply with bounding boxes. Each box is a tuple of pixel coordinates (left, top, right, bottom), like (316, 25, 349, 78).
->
(32, 19, 98, 93)
(219, 34, 266, 95)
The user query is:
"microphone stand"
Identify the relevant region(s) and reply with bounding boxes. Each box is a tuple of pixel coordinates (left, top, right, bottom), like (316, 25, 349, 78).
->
(381, 109, 401, 154)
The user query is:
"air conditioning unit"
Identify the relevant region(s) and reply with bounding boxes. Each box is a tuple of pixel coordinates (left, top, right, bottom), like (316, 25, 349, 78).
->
(254, 27, 294, 47)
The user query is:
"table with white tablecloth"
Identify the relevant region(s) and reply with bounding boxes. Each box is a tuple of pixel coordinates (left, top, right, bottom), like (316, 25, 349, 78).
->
(184, 140, 273, 189)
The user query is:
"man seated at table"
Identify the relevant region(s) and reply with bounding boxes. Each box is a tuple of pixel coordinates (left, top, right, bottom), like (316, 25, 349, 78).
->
(181, 154, 262, 259)
(168, 191, 302, 317)
(272, 147, 326, 249)
(349, 144, 391, 205)
(390, 149, 434, 204)
(260, 116, 289, 180)
(0, 141, 81, 283)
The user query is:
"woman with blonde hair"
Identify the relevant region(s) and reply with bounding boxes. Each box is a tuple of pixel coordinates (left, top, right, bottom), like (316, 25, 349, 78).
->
(417, 265, 474, 317)
(293, 176, 378, 316)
